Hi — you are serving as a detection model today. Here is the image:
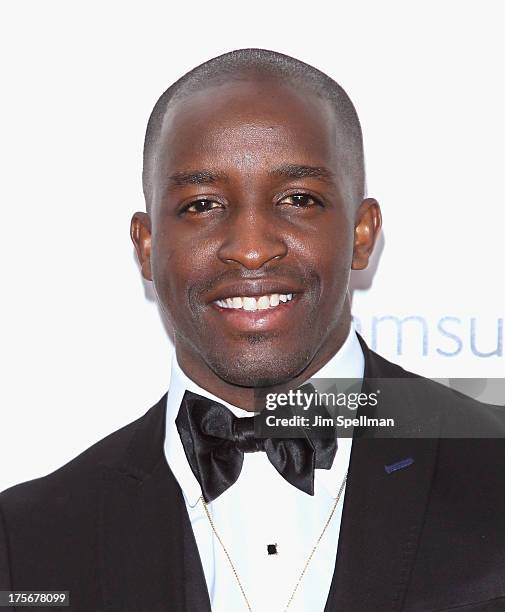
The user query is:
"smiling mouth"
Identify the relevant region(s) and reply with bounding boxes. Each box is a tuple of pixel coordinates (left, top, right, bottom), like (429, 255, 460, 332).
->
(213, 293, 295, 311)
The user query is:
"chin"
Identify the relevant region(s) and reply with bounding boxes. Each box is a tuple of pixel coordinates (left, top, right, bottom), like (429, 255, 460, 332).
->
(205, 342, 314, 388)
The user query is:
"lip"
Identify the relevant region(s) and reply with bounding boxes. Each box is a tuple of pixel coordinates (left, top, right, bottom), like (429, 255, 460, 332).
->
(205, 280, 303, 303)
(208, 292, 301, 332)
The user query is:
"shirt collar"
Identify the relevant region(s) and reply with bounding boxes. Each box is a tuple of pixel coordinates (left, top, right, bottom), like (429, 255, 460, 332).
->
(164, 356, 253, 507)
(305, 320, 364, 498)
(164, 320, 364, 507)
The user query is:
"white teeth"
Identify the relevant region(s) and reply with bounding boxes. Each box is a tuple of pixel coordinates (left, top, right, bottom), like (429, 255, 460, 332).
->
(243, 297, 257, 311)
(257, 295, 270, 310)
(214, 293, 295, 310)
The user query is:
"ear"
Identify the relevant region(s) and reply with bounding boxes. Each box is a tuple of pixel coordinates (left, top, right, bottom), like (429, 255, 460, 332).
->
(130, 212, 153, 281)
(351, 198, 382, 270)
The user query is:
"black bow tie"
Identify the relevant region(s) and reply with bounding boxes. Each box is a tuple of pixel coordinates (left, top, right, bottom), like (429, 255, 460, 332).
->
(175, 389, 337, 502)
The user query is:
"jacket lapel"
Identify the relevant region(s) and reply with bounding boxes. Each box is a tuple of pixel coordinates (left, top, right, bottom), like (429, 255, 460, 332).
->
(99, 395, 211, 612)
(325, 337, 440, 611)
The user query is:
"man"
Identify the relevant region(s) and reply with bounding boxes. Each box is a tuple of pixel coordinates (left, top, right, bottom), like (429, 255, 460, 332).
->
(1, 48, 505, 612)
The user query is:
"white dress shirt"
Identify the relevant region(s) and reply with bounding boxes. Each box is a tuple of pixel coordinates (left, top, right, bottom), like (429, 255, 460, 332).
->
(163, 322, 364, 612)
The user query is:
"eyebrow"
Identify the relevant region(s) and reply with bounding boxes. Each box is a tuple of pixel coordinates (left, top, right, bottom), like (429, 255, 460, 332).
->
(165, 163, 335, 191)
(269, 163, 336, 183)
(166, 169, 228, 188)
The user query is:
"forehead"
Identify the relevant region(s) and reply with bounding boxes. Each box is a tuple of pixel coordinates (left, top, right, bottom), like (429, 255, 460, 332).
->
(157, 78, 340, 173)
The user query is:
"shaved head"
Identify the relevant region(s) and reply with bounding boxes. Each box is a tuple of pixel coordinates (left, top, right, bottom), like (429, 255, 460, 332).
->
(142, 48, 365, 212)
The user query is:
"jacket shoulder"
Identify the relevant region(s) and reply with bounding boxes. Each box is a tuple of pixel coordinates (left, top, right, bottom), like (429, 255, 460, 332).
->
(0, 394, 167, 510)
(0, 394, 167, 589)
(362, 338, 505, 437)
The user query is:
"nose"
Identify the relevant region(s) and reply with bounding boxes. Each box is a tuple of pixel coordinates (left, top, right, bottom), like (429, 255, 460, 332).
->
(217, 209, 288, 270)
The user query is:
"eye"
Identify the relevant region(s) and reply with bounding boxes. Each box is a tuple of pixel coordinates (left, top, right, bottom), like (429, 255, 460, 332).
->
(278, 193, 322, 208)
(182, 199, 224, 215)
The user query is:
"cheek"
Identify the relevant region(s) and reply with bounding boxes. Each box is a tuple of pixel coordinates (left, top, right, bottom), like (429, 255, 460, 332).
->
(304, 228, 354, 311)
(293, 218, 353, 277)
(150, 231, 214, 311)
(150, 233, 187, 304)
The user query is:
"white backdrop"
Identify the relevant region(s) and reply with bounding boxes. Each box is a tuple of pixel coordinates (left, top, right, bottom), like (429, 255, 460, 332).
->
(1, 1, 503, 492)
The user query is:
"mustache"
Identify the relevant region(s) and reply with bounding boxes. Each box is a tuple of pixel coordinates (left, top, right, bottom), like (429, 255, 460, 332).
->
(194, 263, 317, 301)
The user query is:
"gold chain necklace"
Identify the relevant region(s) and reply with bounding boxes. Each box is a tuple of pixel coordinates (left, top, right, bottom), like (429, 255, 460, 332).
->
(200, 471, 348, 612)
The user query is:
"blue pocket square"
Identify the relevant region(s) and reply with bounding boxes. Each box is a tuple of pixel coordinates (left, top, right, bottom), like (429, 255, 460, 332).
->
(384, 457, 415, 474)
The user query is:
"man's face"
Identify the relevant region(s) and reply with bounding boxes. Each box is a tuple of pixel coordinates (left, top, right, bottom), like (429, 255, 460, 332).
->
(133, 77, 379, 387)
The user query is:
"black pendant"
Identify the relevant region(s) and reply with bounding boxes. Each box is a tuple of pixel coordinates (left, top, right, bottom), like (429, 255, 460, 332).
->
(267, 544, 278, 555)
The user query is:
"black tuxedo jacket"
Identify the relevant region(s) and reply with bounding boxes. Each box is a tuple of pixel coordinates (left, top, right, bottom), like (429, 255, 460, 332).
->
(2, 338, 505, 612)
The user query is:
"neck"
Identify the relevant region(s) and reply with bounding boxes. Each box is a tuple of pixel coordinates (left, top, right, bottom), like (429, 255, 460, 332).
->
(175, 311, 353, 412)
